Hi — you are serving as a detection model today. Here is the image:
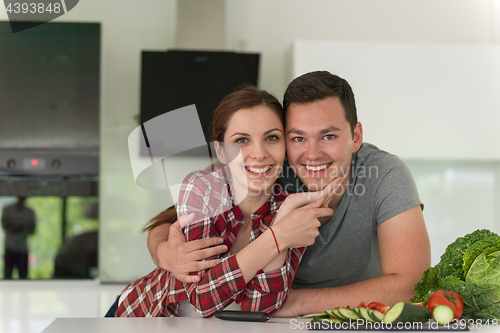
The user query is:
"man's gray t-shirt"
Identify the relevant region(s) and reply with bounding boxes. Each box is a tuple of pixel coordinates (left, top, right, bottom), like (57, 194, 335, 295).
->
(279, 143, 423, 289)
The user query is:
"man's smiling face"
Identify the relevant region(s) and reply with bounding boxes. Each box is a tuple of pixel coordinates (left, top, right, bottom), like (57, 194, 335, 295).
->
(285, 96, 363, 192)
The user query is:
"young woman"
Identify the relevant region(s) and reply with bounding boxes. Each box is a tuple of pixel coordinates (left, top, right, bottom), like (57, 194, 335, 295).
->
(113, 86, 335, 317)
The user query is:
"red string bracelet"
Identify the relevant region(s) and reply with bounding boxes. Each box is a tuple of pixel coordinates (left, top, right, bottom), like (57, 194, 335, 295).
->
(269, 227, 280, 254)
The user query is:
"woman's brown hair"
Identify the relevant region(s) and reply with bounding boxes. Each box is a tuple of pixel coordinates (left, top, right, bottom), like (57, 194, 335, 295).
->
(211, 85, 284, 142)
(144, 86, 283, 232)
(143, 205, 177, 232)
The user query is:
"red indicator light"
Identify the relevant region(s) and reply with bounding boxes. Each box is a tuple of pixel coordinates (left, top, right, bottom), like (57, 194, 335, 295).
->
(23, 158, 45, 170)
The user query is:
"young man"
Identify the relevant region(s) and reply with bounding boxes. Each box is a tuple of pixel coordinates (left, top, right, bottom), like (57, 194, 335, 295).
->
(147, 71, 431, 316)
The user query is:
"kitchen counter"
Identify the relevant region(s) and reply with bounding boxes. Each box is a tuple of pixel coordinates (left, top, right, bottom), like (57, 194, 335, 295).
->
(41, 317, 306, 333)
(41, 317, 500, 333)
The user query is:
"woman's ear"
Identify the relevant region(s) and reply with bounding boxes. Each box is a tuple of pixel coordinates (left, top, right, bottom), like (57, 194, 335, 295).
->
(214, 141, 228, 164)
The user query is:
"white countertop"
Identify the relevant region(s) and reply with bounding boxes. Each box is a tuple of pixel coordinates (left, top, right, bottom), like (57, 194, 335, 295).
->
(41, 317, 500, 333)
(41, 317, 308, 333)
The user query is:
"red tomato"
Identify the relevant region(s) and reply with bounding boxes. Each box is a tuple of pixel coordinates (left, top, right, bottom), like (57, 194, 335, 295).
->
(357, 301, 367, 309)
(367, 302, 390, 315)
(426, 291, 464, 320)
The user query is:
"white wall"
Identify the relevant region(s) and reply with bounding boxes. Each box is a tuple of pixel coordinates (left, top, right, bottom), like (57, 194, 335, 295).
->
(226, 0, 500, 98)
(406, 160, 500, 265)
(177, 0, 226, 50)
(291, 40, 500, 160)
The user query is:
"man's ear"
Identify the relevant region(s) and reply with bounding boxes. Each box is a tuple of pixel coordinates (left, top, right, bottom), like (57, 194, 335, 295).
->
(214, 141, 228, 164)
(352, 122, 363, 153)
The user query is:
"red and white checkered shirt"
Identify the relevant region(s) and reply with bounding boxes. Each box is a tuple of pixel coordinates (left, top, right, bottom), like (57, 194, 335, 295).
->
(116, 167, 305, 318)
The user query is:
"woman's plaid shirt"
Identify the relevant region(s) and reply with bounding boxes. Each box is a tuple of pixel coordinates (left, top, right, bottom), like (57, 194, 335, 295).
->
(116, 167, 305, 317)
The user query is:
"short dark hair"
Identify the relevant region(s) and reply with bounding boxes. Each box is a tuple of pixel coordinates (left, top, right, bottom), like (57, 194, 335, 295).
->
(283, 71, 358, 136)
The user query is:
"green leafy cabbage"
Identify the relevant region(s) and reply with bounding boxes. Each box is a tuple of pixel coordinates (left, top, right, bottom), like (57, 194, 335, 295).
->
(467, 251, 500, 287)
(463, 236, 500, 277)
(411, 229, 500, 319)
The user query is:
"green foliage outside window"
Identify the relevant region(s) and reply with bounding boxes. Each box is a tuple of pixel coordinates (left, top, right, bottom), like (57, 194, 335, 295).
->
(1, 196, 98, 279)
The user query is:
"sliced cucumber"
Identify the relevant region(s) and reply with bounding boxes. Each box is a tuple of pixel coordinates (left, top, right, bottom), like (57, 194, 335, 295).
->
(302, 313, 328, 318)
(326, 309, 345, 321)
(338, 308, 361, 321)
(433, 305, 454, 325)
(314, 317, 343, 323)
(352, 307, 361, 317)
(358, 307, 376, 323)
(334, 309, 350, 321)
(383, 302, 432, 324)
(325, 309, 337, 318)
(338, 309, 351, 321)
(370, 310, 385, 323)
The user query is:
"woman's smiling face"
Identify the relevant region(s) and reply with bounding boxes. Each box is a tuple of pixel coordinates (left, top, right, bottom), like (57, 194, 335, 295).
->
(219, 105, 285, 197)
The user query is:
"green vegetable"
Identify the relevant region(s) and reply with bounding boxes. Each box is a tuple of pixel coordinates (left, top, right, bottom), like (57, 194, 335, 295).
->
(463, 235, 500, 276)
(467, 251, 500, 287)
(326, 309, 344, 320)
(302, 312, 328, 318)
(383, 302, 432, 323)
(413, 266, 440, 302)
(476, 303, 500, 320)
(337, 308, 361, 320)
(313, 317, 343, 323)
(440, 276, 500, 310)
(433, 305, 454, 325)
(321, 307, 384, 324)
(411, 229, 500, 319)
(369, 309, 385, 322)
(358, 308, 376, 323)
